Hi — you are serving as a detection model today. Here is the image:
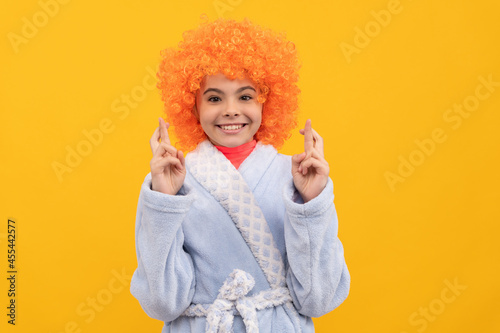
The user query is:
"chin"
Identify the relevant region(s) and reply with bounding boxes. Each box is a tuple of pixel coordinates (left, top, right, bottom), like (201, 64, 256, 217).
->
(212, 138, 249, 148)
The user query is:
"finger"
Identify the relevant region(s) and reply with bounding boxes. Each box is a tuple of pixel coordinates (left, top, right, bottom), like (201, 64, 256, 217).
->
(303, 147, 326, 162)
(177, 150, 186, 171)
(152, 155, 183, 171)
(300, 156, 329, 175)
(292, 152, 306, 173)
(311, 128, 324, 157)
(292, 152, 306, 163)
(292, 152, 306, 166)
(303, 119, 314, 154)
(150, 126, 160, 153)
(159, 117, 171, 145)
(300, 126, 323, 156)
(154, 141, 178, 159)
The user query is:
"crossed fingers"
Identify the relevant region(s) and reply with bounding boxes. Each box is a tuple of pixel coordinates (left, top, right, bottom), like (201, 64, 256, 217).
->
(300, 118, 324, 158)
(149, 118, 184, 170)
(297, 119, 326, 175)
(148, 118, 186, 194)
(150, 118, 171, 153)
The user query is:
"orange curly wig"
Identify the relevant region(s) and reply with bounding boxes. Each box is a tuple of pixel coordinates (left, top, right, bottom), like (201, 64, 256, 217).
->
(157, 15, 301, 152)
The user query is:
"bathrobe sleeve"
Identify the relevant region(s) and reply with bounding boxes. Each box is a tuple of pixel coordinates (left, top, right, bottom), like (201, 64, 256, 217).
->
(130, 173, 196, 322)
(282, 177, 350, 318)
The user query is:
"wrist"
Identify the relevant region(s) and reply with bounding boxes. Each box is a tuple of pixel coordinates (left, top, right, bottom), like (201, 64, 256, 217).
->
(151, 179, 178, 195)
(299, 182, 328, 203)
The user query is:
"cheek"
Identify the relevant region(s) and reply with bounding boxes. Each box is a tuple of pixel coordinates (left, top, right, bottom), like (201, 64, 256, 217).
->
(255, 105, 263, 122)
(195, 98, 211, 122)
(198, 107, 216, 127)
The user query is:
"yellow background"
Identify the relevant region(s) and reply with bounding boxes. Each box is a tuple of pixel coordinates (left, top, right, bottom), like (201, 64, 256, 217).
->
(1, 0, 499, 332)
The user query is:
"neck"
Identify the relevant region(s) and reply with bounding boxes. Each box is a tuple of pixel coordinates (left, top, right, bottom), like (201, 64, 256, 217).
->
(215, 140, 257, 169)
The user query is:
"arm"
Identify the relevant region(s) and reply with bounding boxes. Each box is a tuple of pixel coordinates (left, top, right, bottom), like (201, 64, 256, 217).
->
(283, 178, 350, 317)
(286, 119, 350, 317)
(130, 174, 196, 322)
(130, 118, 194, 322)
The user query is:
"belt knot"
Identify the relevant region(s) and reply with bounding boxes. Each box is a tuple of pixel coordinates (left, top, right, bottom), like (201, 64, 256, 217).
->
(206, 269, 259, 333)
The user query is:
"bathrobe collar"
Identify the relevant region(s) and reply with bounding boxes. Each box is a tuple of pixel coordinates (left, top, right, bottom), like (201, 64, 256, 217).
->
(186, 140, 286, 289)
(234, 141, 278, 192)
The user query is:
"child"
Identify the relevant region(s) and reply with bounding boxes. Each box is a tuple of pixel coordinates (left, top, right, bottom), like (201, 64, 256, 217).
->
(130, 16, 350, 333)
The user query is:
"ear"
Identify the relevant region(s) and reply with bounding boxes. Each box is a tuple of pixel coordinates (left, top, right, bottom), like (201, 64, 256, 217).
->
(192, 104, 200, 121)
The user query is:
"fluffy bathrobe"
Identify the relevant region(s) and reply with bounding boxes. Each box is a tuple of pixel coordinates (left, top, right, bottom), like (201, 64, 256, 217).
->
(130, 140, 350, 332)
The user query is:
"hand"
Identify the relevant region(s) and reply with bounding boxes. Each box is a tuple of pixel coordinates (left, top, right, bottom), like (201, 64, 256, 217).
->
(149, 118, 186, 195)
(291, 119, 330, 203)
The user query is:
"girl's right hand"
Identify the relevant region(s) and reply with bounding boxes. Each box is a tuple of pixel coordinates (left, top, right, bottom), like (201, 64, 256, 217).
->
(149, 118, 186, 195)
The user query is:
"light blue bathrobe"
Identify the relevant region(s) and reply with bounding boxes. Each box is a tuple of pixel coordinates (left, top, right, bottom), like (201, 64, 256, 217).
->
(130, 141, 350, 332)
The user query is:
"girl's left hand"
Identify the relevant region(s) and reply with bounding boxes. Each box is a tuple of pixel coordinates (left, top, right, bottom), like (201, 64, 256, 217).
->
(292, 119, 330, 203)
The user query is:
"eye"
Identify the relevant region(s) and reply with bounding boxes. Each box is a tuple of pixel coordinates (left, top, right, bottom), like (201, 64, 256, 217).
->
(208, 96, 221, 102)
(240, 95, 253, 101)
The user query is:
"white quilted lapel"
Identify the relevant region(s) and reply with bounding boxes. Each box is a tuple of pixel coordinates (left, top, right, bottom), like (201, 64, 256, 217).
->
(186, 141, 286, 289)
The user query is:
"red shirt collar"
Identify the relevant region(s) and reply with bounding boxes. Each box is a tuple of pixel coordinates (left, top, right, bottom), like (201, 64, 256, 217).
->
(215, 140, 257, 169)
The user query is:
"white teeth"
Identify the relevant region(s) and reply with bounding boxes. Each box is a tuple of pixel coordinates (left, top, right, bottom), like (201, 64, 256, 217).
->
(220, 124, 243, 130)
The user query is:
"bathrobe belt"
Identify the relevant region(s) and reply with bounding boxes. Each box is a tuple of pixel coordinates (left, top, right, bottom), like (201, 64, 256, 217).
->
(182, 269, 293, 333)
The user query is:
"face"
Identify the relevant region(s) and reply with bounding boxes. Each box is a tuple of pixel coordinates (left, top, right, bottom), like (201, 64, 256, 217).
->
(195, 73, 263, 148)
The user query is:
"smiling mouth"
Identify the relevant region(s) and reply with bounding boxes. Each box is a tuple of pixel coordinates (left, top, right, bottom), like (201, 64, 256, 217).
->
(217, 124, 246, 130)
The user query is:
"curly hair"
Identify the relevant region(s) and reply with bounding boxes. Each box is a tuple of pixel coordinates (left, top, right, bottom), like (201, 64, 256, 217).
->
(157, 15, 301, 152)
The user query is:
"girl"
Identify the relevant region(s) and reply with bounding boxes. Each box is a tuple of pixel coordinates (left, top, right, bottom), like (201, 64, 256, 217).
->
(130, 16, 350, 333)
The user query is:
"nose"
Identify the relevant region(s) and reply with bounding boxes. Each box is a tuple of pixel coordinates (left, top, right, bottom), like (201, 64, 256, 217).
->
(223, 100, 240, 117)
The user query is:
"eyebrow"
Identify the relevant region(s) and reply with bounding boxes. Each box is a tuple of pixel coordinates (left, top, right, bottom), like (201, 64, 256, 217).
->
(203, 86, 256, 95)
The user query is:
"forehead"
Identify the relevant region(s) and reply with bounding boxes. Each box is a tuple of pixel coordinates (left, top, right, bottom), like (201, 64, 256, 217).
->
(200, 73, 257, 90)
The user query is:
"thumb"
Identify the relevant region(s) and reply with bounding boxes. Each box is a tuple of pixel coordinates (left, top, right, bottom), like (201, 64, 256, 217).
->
(292, 152, 306, 171)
